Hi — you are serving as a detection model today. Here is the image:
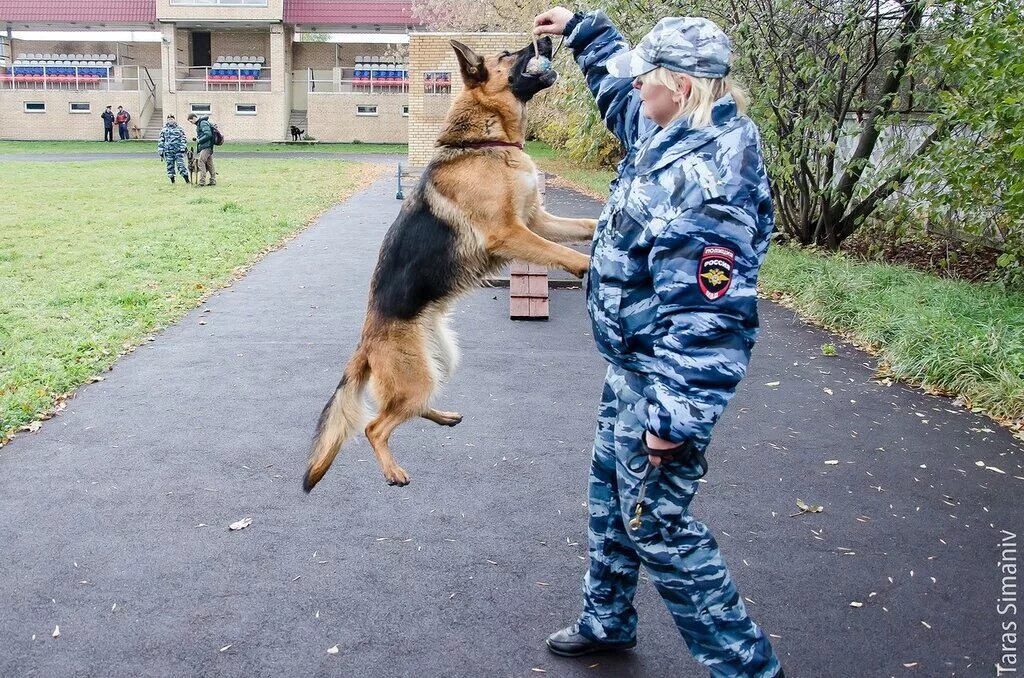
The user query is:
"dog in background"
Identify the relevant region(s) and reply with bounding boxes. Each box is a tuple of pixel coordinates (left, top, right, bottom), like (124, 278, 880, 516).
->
(303, 37, 596, 490)
(185, 146, 198, 185)
(290, 126, 305, 141)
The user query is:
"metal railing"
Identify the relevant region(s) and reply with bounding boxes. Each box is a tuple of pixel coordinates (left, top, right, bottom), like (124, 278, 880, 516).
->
(176, 66, 271, 92)
(0, 65, 139, 91)
(308, 68, 414, 94)
(138, 66, 157, 122)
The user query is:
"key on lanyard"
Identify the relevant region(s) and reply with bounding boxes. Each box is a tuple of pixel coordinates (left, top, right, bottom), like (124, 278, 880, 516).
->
(628, 466, 654, 531)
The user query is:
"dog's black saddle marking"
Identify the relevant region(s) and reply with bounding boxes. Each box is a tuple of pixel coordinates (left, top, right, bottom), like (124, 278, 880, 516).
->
(370, 197, 459, 320)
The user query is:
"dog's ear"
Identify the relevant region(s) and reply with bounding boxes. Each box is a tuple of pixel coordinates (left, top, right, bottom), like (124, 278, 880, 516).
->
(451, 40, 487, 88)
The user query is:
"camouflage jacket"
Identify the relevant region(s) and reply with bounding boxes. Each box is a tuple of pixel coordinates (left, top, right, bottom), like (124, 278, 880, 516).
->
(567, 11, 775, 450)
(157, 123, 187, 157)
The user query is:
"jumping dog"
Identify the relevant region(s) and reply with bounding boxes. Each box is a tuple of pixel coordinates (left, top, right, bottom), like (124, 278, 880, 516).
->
(303, 37, 596, 490)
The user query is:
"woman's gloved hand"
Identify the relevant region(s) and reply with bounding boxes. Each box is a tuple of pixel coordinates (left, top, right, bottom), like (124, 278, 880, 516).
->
(645, 432, 681, 467)
(533, 7, 575, 36)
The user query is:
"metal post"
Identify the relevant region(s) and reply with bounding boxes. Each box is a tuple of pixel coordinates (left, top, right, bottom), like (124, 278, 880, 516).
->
(396, 163, 405, 200)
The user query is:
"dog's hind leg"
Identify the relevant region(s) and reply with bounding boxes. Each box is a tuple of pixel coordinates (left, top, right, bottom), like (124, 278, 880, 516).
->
(422, 408, 463, 426)
(365, 406, 415, 486)
(420, 309, 463, 427)
(364, 324, 436, 485)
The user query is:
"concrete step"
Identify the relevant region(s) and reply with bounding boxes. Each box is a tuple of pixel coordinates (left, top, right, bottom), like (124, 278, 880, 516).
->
(141, 109, 163, 139)
(288, 111, 307, 132)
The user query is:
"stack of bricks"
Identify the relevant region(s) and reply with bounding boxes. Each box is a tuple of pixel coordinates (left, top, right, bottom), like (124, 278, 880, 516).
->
(407, 32, 529, 167)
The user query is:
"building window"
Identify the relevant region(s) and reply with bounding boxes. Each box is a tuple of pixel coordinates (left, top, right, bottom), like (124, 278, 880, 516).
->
(423, 71, 452, 94)
(69, 102, 91, 114)
(235, 103, 257, 116)
(356, 105, 378, 116)
(402, 105, 409, 117)
(24, 101, 45, 113)
(190, 103, 211, 114)
(170, 0, 267, 6)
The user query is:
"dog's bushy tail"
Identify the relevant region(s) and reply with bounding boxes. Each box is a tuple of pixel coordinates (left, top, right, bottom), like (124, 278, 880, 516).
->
(303, 348, 371, 492)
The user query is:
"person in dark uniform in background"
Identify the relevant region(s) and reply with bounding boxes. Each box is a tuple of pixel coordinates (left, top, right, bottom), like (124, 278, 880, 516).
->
(101, 106, 115, 142)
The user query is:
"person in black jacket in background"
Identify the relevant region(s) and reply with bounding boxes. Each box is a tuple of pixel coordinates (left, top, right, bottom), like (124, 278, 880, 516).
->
(101, 106, 115, 142)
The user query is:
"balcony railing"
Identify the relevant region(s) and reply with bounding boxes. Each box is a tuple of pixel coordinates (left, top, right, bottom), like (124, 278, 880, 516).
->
(307, 68, 453, 95)
(1, 63, 141, 91)
(176, 66, 271, 92)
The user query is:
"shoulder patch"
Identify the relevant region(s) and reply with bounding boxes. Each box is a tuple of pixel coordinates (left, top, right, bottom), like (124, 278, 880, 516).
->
(698, 245, 735, 301)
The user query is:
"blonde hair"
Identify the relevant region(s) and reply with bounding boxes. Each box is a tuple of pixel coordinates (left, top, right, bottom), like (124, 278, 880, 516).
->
(638, 67, 748, 128)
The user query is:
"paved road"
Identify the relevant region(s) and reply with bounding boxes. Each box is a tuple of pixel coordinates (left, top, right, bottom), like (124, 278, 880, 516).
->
(1, 176, 1020, 677)
(0, 152, 402, 164)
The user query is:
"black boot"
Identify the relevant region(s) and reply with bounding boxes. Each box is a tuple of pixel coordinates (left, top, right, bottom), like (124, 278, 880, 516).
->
(545, 624, 636, 657)
(170, 175, 175, 184)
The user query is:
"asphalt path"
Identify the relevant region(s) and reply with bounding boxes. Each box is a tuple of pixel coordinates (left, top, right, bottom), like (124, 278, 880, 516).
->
(1, 176, 1020, 677)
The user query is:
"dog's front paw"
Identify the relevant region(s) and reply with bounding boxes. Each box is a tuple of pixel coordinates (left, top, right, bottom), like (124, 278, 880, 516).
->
(567, 253, 591, 279)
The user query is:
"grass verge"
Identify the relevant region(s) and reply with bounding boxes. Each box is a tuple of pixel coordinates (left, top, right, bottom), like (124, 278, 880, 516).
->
(0, 140, 408, 155)
(760, 246, 1024, 431)
(0, 158, 381, 445)
(528, 141, 1024, 434)
(527, 140, 616, 199)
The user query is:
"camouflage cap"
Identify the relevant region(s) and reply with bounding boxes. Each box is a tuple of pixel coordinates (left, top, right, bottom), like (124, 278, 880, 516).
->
(606, 17, 732, 80)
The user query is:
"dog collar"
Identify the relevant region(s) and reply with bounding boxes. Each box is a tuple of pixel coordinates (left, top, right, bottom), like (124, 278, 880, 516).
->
(453, 140, 524, 151)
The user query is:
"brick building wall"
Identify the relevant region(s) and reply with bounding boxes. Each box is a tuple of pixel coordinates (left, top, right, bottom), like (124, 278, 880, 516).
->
(307, 92, 408, 143)
(0, 91, 146, 140)
(10, 40, 161, 68)
(210, 32, 271, 63)
(156, 0, 284, 23)
(407, 32, 527, 167)
(162, 91, 287, 141)
(292, 43, 407, 71)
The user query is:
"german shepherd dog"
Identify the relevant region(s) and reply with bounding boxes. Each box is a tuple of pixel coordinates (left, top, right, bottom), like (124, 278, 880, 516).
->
(303, 37, 597, 490)
(186, 147, 198, 185)
(290, 125, 305, 141)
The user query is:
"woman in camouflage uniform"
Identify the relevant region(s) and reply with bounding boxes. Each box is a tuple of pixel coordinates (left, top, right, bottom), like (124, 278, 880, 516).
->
(534, 8, 783, 677)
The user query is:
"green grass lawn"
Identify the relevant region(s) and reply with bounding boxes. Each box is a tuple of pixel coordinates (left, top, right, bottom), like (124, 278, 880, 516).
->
(527, 141, 1024, 430)
(527, 140, 616, 198)
(0, 140, 408, 155)
(0, 158, 378, 444)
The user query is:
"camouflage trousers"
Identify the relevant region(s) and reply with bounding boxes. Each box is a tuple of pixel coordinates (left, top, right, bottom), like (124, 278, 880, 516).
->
(578, 365, 780, 677)
(165, 153, 188, 180)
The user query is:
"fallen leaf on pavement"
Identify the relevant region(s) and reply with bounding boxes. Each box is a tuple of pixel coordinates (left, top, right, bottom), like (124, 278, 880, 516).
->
(229, 517, 252, 531)
(849, 601, 863, 608)
(790, 499, 824, 517)
(327, 645, 340, 655)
